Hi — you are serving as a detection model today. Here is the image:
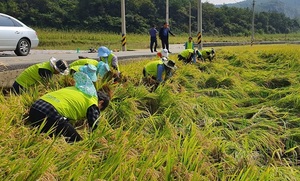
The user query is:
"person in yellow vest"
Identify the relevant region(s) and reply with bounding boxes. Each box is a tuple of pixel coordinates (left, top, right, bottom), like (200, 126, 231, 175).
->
(143, 58, 177, 83)
(12, 57, 69, 94)
(98, 46, 119, 73)
(177, 49, 202, 64)
(200, 48, 216, 62)
(27, 72, 110, 143)
(184, 36, 194, 50)
(69, 58, 110, 79)
(69, 58, 98, 74)
(97, 46, 121, 82)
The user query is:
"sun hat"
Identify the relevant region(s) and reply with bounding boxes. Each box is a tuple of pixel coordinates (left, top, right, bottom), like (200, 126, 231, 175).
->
(73, 72, 97, 97)
(161, 49, 169, 58)
(49, 57, 69, 75)
(163, 59, 176, 70)
(97, 46, 112, 57)
(96, 61, 110, 78)
(79, 64, 97, 82)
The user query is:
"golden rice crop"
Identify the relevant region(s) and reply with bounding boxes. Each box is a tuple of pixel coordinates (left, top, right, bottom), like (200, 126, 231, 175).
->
(1, 44, 300, 180)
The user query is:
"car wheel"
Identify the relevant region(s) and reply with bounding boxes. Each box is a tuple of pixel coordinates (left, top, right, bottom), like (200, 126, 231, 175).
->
(14, 38, 31, 56)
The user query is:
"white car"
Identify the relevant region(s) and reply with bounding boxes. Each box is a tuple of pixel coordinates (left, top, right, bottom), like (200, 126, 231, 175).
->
(0, 13, 39, 56)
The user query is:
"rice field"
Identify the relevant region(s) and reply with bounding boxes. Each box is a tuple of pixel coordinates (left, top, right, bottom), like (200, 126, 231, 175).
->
(1, 44, 300, 180)
(36, 29, 300, 50)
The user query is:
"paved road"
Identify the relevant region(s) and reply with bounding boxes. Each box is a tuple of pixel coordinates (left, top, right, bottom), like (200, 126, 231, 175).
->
(0, 44, 188, 87)
(1, 41, 299, 71)
(0, 44, 186, 71)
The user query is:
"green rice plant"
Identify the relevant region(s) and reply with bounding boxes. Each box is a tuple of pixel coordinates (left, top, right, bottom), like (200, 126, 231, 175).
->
(225, 165, 300, 181)
(104, 82, 164, 128)
(276, 93, 300, 111)
(24, 141, 57, 180)
(172, 62, 207, 92)
(36, 29, 300, 50)
(0, 94, 34, 127)
(180, 127, 206, 171)
(219, 77, 235, 88)
(91, 127, 145, 179)
(0, 127, 60, 180)
(205, 76, 219, 88)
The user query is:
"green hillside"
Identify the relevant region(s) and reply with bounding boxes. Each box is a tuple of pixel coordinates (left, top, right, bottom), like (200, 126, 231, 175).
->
(224, 0, 300, 19)
(1, 0, 299, 35)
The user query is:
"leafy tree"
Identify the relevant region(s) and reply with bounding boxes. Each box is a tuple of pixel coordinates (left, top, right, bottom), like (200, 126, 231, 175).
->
(0, 0, 299, 35)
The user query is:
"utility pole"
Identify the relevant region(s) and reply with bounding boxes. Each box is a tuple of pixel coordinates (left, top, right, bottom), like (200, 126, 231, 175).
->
(189, 1, 191, 37)
(121, 0, 126, 51)
(197, 0, 202, 50)
(251, 0, 255, 46)
(166, 0, 169, 24)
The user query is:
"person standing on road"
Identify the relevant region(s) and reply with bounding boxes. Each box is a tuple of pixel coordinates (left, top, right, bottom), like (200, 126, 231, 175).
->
(27, 72, 110, 143)
(149, 24, 158, 53)
(159, 22, 175, 53)
(12, 57, 69, 94)
(184, 36, 194, 50)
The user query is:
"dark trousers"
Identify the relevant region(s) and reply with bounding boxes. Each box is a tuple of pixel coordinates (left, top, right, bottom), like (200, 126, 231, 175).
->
(28, 108, 82, 143)
(161, 37, 169, 52)
(12, 81, 24, 95)
(150, 37, 157, 52)
(178, 54, 192, 63)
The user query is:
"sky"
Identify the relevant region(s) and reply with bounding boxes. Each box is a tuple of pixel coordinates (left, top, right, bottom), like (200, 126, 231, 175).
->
(203, 0, 245, 5)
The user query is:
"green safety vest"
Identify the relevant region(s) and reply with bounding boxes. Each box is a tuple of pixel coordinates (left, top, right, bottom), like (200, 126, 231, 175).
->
(70, 59, 98, 67)
(144, 60, 164, 77)
(41, 86, 98, 123)
(100, 53, 119, 71)
(180, 49, 194, 59)
(200, 49, 211, 59)
(69, 59, 98, 72)
(15, 61, 54, 88)
(185, 41, 194, 49)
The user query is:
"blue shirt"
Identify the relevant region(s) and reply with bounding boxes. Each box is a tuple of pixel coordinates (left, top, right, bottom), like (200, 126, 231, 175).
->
(149, 28, 158, 37)
(156, 64, 165, 82)
(163, 28, 168, 36)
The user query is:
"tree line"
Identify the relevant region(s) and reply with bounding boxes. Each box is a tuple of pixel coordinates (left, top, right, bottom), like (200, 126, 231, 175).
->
(1, 0, 299, 35)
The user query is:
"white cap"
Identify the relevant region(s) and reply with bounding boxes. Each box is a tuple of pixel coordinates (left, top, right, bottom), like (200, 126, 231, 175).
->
(161, 49, 169, 58)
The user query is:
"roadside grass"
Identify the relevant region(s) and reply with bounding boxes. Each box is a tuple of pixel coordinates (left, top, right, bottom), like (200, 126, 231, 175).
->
(1, 44, 300, 180)
(35, 28, 300, 51)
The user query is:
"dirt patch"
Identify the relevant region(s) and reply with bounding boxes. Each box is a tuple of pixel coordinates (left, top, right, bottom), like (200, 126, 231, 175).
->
(0, 69, 24, 88)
